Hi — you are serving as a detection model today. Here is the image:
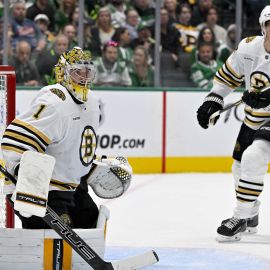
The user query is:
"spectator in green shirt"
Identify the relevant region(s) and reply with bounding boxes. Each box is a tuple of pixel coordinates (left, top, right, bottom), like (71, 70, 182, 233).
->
(128, 45, 154, 87)
(190, 42, 222, 89)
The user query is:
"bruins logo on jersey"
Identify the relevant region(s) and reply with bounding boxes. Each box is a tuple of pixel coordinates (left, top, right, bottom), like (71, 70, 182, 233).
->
(50, 88, 66, 101)
(250, 71, 270, 91)
(245, 36, 256, 43)
(80, 126, 97, 166)
(234, 141, 241, 153)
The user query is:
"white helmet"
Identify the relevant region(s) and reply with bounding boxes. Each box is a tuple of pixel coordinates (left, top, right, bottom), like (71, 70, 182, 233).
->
(55, 47, 95, 103)
(259, 5, 270, 34)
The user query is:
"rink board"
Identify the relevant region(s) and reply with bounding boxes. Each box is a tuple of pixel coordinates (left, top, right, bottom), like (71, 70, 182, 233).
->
(0, 228, 105, 270)
(0, 205, 109, 270)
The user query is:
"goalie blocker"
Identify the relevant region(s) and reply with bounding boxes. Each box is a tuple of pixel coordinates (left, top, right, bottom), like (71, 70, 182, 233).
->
(14, 151, 55, 217)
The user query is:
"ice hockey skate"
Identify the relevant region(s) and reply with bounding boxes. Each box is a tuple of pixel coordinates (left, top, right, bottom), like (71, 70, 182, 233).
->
(221, 214, 258, 234)
(217, 217, 247, 242)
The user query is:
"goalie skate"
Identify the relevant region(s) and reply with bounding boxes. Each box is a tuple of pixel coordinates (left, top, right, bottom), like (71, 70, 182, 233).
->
(221, 214, 258, 234)
(217, 217, 247, 242)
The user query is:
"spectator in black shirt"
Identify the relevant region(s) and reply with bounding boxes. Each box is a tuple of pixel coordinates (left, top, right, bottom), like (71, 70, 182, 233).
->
(190, 0, 213, 26)
(36, 34, 68, 84)
(160, 8, 182, 64)
(130, 21, 155, 64)
(10, 40, 40, 86)
(133, 0, 155, 26)
(163, 0, 179, 25)
(26, 0, 56, 32)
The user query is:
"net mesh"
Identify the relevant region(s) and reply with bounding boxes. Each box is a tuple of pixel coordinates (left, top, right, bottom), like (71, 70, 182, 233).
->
(0, 74, 7, 228)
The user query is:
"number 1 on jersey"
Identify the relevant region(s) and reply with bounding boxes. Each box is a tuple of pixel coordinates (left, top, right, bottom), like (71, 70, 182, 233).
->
(33, 104, 46, 119)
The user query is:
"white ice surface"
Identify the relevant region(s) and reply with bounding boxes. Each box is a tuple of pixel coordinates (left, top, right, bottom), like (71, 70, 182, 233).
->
(92, 173, 270, 261)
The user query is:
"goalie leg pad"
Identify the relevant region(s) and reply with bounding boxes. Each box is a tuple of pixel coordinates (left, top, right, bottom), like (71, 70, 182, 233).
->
(14, 151, 55, 217)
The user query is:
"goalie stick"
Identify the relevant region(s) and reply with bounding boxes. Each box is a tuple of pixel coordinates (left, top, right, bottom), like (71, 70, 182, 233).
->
(209, 99, 242, 126)
(0, 164, 159, 270)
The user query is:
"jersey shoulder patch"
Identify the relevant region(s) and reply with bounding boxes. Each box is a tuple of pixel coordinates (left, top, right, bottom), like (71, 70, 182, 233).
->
(50, 88, 66, 101)
(245, 36, 256, 43)
(237, 35, 262, 54)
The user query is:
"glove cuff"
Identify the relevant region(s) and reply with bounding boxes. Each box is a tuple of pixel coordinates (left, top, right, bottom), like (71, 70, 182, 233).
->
(204, 93, 224, 107)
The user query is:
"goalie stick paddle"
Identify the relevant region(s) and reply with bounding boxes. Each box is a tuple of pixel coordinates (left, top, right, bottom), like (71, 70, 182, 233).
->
(209, 99, 242, 126)
(0, 164, 159, 270)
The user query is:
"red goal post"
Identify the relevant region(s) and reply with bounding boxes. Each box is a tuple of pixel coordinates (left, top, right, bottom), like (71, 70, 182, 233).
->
(0, 66, 16, 228)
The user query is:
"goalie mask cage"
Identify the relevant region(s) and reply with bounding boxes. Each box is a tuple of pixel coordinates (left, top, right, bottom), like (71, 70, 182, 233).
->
(0, 66, 16, 228)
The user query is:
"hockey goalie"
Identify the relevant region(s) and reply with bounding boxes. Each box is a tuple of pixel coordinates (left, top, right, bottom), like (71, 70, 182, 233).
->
(0, 47, 133, 269)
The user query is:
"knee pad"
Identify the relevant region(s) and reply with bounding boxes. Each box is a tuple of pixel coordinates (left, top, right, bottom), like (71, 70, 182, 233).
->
(241, 139, 270, 181)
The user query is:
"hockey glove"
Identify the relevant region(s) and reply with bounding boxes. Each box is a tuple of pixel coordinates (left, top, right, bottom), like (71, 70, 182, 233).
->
(197, 93, 224, 129)
(87, 156, 132, 199)
(242, 90, 270, 109)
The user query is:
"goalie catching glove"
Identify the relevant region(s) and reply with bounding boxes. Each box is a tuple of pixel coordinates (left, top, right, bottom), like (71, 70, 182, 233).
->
(242, 88, 270, 109)
(87, 156, 132, 199)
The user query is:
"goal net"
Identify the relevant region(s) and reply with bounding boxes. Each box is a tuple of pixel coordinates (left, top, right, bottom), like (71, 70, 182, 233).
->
(0, 66, 16, 228)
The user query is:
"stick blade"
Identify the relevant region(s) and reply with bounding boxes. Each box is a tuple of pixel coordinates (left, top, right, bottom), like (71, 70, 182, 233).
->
(111, 250, 159, 270)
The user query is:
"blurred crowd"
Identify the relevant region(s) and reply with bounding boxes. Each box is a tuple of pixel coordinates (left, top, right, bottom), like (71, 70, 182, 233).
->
(0, 0, 267, 88)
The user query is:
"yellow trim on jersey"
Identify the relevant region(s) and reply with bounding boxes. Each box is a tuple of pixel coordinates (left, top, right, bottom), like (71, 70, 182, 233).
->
(225, 61, 243, 80)
(13, 119, 51, 145)
(245, 107, 270, 117)
(4, 130, 45, 153)
(50, 179, 79, 190)
(214, 76, 236, 89)
(237, 188, 261, 196)
(1, 145, 25, 154)
(218, 68, 241, 87)
(244, 117, 263, 126)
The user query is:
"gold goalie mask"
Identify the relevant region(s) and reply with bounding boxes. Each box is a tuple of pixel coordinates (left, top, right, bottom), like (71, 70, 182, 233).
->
(55, 47, 95, 103)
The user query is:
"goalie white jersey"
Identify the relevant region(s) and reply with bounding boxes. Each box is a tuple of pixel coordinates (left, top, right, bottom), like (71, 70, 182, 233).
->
(1, 83, 100, 192)
(213, 35, 270, 129)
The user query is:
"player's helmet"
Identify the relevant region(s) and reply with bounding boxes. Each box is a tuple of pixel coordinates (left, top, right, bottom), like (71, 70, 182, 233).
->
(259, 6, 270, 34)
(55, 47, 95, 103)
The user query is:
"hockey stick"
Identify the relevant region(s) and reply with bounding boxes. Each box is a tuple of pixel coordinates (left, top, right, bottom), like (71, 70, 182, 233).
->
(0, 164, 159, 270)
(209, 99, 243, 126)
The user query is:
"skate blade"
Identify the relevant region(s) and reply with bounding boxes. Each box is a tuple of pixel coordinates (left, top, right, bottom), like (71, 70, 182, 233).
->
(244, 227, 257, 234)
(216, 232, 242, 242)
